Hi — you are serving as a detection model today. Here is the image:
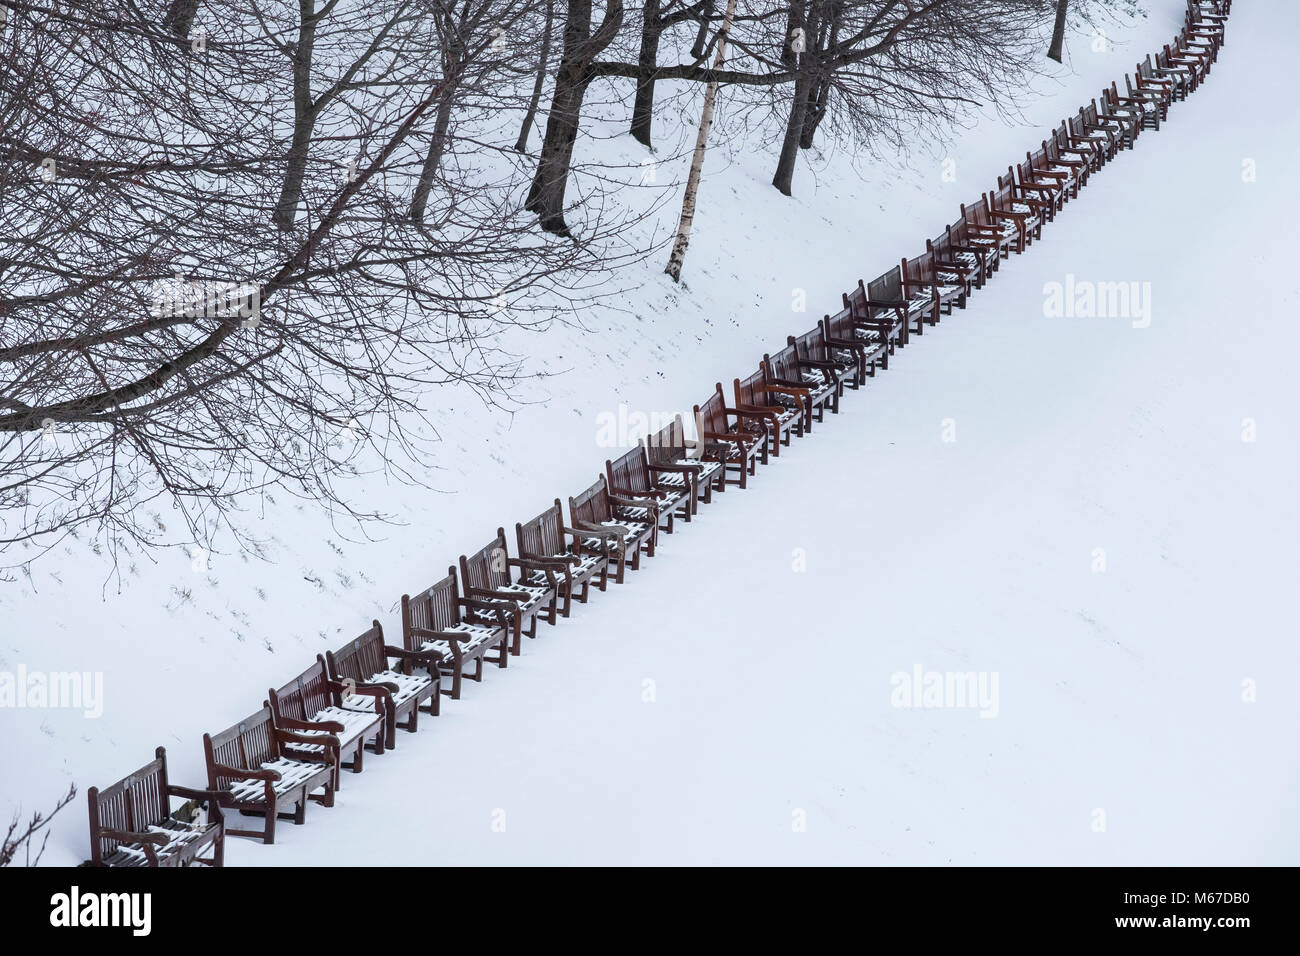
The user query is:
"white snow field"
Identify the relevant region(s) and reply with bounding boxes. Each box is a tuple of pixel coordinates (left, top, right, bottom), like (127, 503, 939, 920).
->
(4, 1, 1298, 866)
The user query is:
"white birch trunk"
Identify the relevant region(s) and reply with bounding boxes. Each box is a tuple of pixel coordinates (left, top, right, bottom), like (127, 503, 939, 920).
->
(664, 0, 739, 283)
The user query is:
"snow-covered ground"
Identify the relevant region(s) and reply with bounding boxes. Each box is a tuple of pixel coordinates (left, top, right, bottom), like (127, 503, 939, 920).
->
(5, 0, 1297, 866)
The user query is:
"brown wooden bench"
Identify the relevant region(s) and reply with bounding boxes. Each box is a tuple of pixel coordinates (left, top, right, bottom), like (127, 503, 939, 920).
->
(1126, 69, 1172, 122)
(734, 366, 804, 456)
(88, 747, 224, 866)
(926, 227, 979, 299)
(325, 620, 440, 751)
(641, 413, 724, 509)
(460, 529, 560, 649)
(693, 384, 765, 489)
(859, 266, 927, 345)
(1071, 102, 1119, 166)
(842, 278, 902, 361)
(763, 343, 838, 430)
(821, 309, 889, 383)
(1011, 158, 1063, 223)
(569, 475, 657, 580)
(961, 198, 1017, 273)
(516, 499, 610, 615)
(268, 658, 387, 790)
(607, 444, 693, 532)
(789, 325, 857, 393)
(203, 705, 336, 844)
(901, 250, 965, 329)
(1042, 129, 1091, 195)
(1093, 94, 1139, 151)
(983, 177, 1041, 254)
(1105, 80, 1159, 135)
(402, 569, 512, 700)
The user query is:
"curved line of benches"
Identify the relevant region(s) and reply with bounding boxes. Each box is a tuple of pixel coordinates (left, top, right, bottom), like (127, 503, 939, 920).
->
(85, 0, 1232, 867)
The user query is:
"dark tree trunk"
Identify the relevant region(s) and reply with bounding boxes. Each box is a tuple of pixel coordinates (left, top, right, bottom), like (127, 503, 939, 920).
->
(772, 72, 814, 196)
(515, 0, 556, 152)
(409, 89, 456, 223)
(630, 1, 664, 148)
(164, 0, 202, 37)
(526, 0, 624, 235)
(1047, 0, 1069, 62)
(272, 3, 318, 231)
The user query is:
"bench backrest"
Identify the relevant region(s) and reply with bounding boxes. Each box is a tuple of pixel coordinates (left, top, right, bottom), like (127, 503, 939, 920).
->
(961, 198, 991, 231)
(901, 251, 933, 289)
(569, 477, 613, 527)
(734, 367, 771, 408)
(642, 414, 689, 468)
(789, 325, 831, 365)
(461, 530, 511, 594)
(866, 267, 903, 319)
(763, 344, 801, 384)
(607, 446, 653, 496)
(327, 621, 390, 685)
(87, 747, 170, 865)
(206, 706, 280, 790)
(694, 384, 728, 438)
(402, 571, 463, 644)
(987, 174, 1016, 211)
(517, 502, 566, 561)
(269, 659, 337, 727)
(822, 308, 856, 345)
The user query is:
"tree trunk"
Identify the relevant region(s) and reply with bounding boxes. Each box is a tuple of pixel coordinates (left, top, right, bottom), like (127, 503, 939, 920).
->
(1047, 0, 1069, 62)
(164, 0, 202, 37)
(630, 1, 664, 148)
(409, 88, 456, 223)
(771, 73, 814, 196)
(526, 0, 624, 236)
(272, 1, 318, 231)
(515, 0, 555, 152)
(665, 0, 739, 282)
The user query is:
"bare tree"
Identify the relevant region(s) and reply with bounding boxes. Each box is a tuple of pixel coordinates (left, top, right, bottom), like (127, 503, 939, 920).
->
(1, 785, 76, 867)
(0, 0, 645, 566)
(1048, 0, 1068, 61)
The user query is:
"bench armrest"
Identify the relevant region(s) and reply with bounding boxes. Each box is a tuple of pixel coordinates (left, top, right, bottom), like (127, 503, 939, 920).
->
(210, 763, 281, 783)
(383, 644, 443, 666)
(276, 730, 341, 752)
(98, 827, 171, 847)
(276, 715, 346, 735)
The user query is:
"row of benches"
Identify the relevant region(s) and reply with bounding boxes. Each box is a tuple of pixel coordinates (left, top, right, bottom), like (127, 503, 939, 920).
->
(84, 0, 1231, 866)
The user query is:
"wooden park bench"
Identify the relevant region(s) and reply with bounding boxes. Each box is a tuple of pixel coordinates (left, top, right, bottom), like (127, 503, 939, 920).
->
(843, 276, 905, 356)
(790, 325, 858, 395)
(516, 499, 610, 615)
(324, 620, 440, 751)
(460, 529, 560, 650)
(1127, 68, 1173, 119)
(734, 366, 804, 456)
(203, 705, 336, 844)
(983, 177, 1041, 255)
(88, 747, 224, 866)
(763, 344, 838, 430)
(693, 383, 765, 488)
(1094, 94, 1139, 151)
(901, 249, 966, 328)
(1145, 51, 1191, 102)
(821, 308, 889, 383)
(641, 413, 725, 510)
(926, 227, 980, 299)
(1105, 80, 1161, 134)
(1069, 104, 1117, 169)
(402, 569, 512, 700)
(268, 658, 387, 790)
(607, 444, 693, 532)
(1043, 128, 1091, 195)
(857, 265, 937, 342)
(960, 199, 1016, 268)
(1013, 157, 1065, 221)
(569, 475, 658, 579)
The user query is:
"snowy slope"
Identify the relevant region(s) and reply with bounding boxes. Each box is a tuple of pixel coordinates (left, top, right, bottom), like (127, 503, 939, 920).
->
(6, 1, 1296, 866)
